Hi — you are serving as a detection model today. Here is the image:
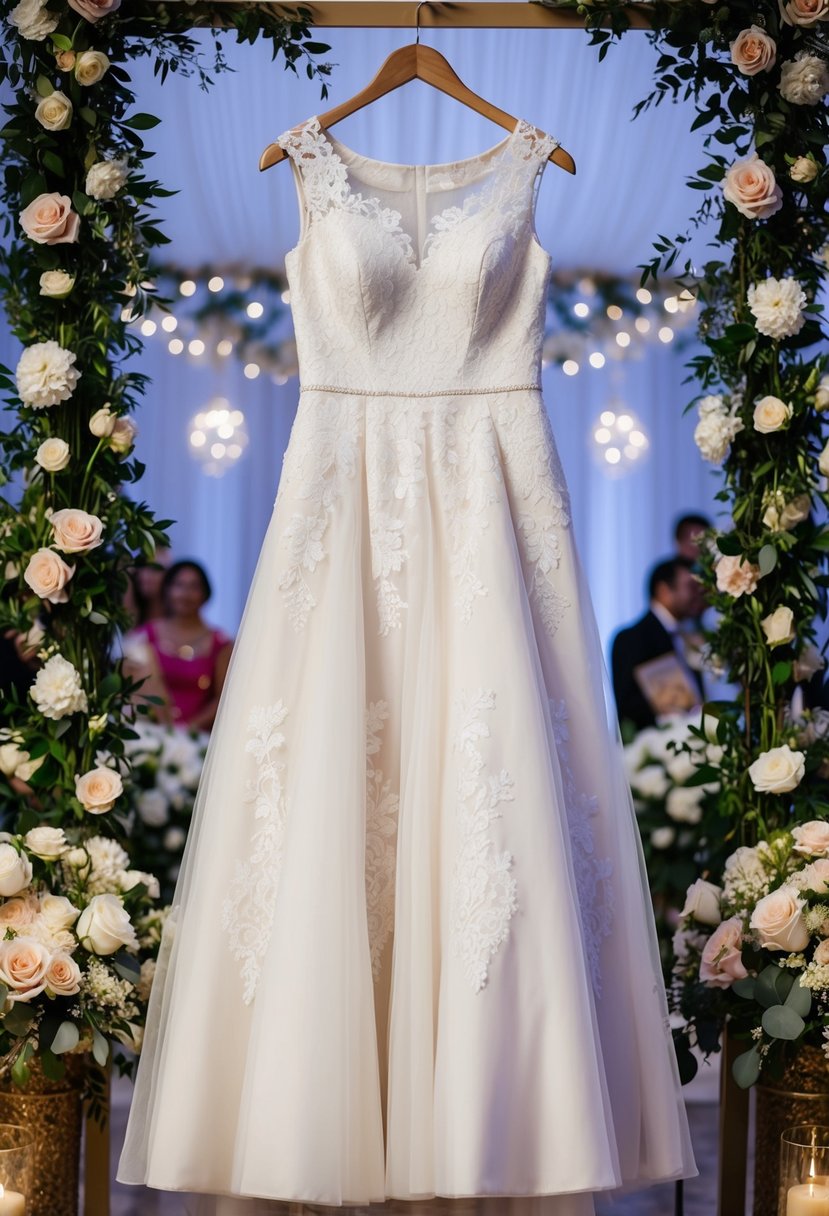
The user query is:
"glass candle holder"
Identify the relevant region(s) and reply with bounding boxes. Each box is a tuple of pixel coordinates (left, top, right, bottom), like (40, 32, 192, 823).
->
(0, 1124, 33, 1215)
(780, 1126, 829, 1216)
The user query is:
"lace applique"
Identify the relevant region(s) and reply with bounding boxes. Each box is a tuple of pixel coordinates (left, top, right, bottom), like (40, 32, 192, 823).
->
(497, 401, 572, 638)
(365, 701, 399, 979)
(452, 690, 517, 993)
(550, 699, 613, 998)
(278, 397, 360, 631)
(222, 702, 290, 1005)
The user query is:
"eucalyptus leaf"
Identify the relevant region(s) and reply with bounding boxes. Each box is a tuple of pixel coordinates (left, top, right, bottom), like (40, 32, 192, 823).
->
(762, 1004, 805, 1041)
(731, 977, 756, 1000)
(732, 1046, 761, 1089)
(35, 75, 54, 98)
(51, 1021, 80, 1055)
(92, 1027, 109, 1067)
(785, 980, 812, 1018)
(758, 544, 777, 576)
(755, 964, 783, 1009)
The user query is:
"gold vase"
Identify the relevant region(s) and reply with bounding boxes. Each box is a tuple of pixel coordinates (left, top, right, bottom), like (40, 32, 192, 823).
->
(754, 1044, 829, 1216)
(0, 1055, 86, 1216)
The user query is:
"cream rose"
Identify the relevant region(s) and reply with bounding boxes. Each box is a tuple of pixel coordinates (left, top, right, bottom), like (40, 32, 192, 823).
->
(715, 553, 761, 598)
(780, 0, 829, 22)
(754, 395, 794, 433)
(24, 826, 67, 860)
(730, 26, 777, 75)
(780, 494, 811, 530)
(749, 744, 806, 794)
(681, 878, 722, 926)
(8, 0, 58, 40)
(39, 894, 79, 931)
(35, 437, 70, 473)
(75, 766, 123, 815)
(723, 153, 783, 221)
(88, 405, 115, 438)
(14, 755, 43, 784)
(791, 156, 819, 183)
(39, 270, 75, 299)
(30, 654, 87, 720)
(699, 917, 749, 987)
(19, 193, 79, 246)
(85, 158, 128, 201)
(34, 90, 73, 132)
(44, 952, 82, 997)
(819, 439, 829, 477)
(50, 508, 103, 554)
(792, 821, 829, 856)
(0, 937, 50, 1001)
(109, 416, 137, 454)
(794, 646, 825, 682)
(76, 894, 137, 955)
(815, 376, 829, 412)
(0, 736, 28, 778)
(750, 887, 810, 951)
(55, 49, 75, 70)
(0, 896, 37, 932)
(119, 870, 161, 900)
(0, 845, 32, 898)
(16, 340, 80, 408)
(23, 548, 73, 604)
(67, 0, 120, 20)
(74, 50, 109, 85)
(761, 605, 795, 648)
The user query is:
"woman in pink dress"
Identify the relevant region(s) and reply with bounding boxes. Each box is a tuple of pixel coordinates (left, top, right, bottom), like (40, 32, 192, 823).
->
(125, 560, 233, 732)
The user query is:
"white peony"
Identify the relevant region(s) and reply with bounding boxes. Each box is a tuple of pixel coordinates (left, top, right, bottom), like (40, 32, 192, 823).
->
(630, 764, 670, 800)
(34, 90, 73, 132)
(30, 654, 88, 720)
(747, 277, 807, 340)
(85, 158, 128, 201)
(77, 893, 138, 955)
(136, 789, 169, 827)
(779, 54, 829, 105)
(39, 270, 75, 299)
(0, 844, 32, 897)
(693, 396, 744, 464)
(35, 437, 70, 472)
(16, 340, 80, 409)
(666, 785, 704, 825)
(24, 826, 67, 860)
(8, 0, 58, 40)
(681, 878, 722, 926)
(748, 744, 806, 794)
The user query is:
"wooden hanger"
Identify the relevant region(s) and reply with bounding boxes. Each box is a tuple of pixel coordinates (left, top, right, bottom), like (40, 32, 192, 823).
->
(259, 4, 575, 174)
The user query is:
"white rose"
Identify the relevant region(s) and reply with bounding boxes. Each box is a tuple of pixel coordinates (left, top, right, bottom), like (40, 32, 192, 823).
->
(39, 893, 78, 930)
(89, 405, 116, 438)
(109, 416, 137, 454)
(794, 645, 825, 682)
(85, 158, 128, 202)
(761, 605, 796, 648)
(75, 766, 123, 814)
(35, 437, 70, 473)
(39, 270, 75, 299)
(666, 785, 704, 825)
(0, 844, 32, 897)
(815, 376, 829, 412)
(14, 755, 44, 784)
(791, 156, 819, 183)
(750, 887, 810, 951)
(723, 153, 783, 221)
(119, 870, 160, 900)
(681, 878, 722, 926)
(23, 548, 73, 604)
(74, 50, 110, 85)
(630, 764, 670, 800)
(819, 439, 829, 477)
(753, 395, 794, 434)
(730, 25, 777, 74)
(651, 826, 676, 850)
(792, 821, 829, 857)
(24, 826, 67, 860)
(8, 0, 58, 40)
(50, 508, 103, 554)
(0, 937, 50, 1002)
(665, 749, 698, 784)
(16, 340, 80, 409)
(44, 952, 82, 997)
(30, 654, 87, 720)
(796, 858, 829, 894)
(34, 90, 73, 132)
(0, 737, 28, 778)
(747, 277, 807, 341)
(136, 789, 168, 827)
(76, 893, 138, 955)
(748, 744, 806, 794)
(694, 403, 744, 464)
(780, 54, 829, 105)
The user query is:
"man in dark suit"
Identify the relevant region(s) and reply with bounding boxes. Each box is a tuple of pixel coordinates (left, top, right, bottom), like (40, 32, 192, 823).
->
(611, 557, 704, 733)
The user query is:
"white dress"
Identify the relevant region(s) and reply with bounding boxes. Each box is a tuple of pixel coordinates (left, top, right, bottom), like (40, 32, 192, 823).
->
(117, 116, 696, 1215)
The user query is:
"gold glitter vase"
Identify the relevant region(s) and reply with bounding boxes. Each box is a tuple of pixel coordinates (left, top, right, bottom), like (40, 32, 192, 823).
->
(754, 1045, 829, 1216)
(0, 1056, 85, 1216)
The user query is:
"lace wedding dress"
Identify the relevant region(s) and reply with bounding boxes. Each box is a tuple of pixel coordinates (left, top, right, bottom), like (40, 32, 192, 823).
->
(118, 116, 695, 1215)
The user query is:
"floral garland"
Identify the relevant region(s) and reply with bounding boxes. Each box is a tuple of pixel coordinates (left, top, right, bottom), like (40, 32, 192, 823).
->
(0, 0, 329, 1096)
(541, 0, 829, 1083)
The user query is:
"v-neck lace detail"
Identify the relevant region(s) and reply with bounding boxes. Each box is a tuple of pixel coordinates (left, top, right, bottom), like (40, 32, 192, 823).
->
(277, 115, 560, 272)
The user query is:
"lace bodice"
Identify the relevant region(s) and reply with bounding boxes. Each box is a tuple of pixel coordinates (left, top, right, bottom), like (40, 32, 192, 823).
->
(277, 116, 560, 394)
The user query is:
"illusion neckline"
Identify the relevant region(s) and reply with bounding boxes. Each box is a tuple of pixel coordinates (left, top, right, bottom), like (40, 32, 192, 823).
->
(310, 115, 523, 179)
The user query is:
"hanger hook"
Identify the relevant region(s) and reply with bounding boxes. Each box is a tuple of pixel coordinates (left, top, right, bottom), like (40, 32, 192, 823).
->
(415, 0, 429, 45)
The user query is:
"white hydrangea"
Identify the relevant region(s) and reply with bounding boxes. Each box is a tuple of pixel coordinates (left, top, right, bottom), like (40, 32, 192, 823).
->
(85, 158, 128, 202)
(84, 836, 130, 895)
(747, 276, 807, 340)
(30, 654, 87, 720)
(779, 53, 829, 105)
(7, 0, 58, 40)
(16, 340, 80, 409)
(694, 395, 745, 464)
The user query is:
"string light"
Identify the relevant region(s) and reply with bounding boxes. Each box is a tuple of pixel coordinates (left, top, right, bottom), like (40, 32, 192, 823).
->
(188, 339, 205, 356)
(140, 319, 156, 337)
(207, 276, 224, 293)
(246, 302, 264, 319)
(658, 326, 675, 343)
(573, 302, 590, 318)
(188, 398, 249, 477)
(244, 363, 260, 379)
(589, 352, 606, 369)
(615, 332, 631, 348)
(562, 360, 580, 376)
(168, 338, 184, 355)
(606, 305, 623, 321)
(179, 280, 197, 297)
(591, 405, 650, 475)
(636, 287, 652, 305)
(161, 316, 178, 333)
(216, 340, 233, 357)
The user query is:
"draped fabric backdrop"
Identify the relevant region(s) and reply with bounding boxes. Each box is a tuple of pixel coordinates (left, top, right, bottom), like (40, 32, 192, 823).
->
(0, 25, 720, 649)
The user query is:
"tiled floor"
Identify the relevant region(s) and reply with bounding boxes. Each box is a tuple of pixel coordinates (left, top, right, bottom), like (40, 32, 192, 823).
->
(102, 1075, 733, 1216)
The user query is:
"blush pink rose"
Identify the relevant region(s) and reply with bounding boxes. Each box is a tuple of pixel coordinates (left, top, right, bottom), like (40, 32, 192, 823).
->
(19, 193, 80, 245)
(67, 0, 120, 20)
(700, 917, 749, 987)
(0, 896, 38, 932)
(23, 548, 74, 604)
(779, 0, 829, 24)
(750, 887, 810, 952)
(723, 154, 783, 221)
(44, 952, 82, 997)
(0, 936, 50, 1001)
(50, 508, 104, 555)
(731, 26, 777, 75)
(792, 821, 829, 857)
(716, 553, 761, 598)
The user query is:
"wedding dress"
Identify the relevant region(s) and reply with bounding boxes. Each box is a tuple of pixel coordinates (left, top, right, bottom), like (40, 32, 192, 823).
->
(117, 115, 696, 1215)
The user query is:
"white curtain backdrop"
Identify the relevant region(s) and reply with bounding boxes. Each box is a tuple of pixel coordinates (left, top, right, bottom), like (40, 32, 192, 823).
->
(0, 25, 722, 650)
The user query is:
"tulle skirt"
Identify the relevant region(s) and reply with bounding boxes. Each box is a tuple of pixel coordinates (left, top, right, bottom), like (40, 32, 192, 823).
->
(117, 388, 695, 1213)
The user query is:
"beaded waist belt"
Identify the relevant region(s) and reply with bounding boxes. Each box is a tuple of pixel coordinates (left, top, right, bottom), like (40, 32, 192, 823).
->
(300, 383, 541, 399)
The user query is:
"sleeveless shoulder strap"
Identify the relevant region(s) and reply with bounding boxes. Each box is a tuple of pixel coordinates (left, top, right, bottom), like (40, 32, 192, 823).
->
(276, 116, 348, 227)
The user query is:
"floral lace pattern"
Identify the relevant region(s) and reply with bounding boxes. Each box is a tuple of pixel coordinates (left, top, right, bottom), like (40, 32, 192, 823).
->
(365, 701, 399, 979)
(550, 698, 613, 997)
(452, 690, 517, 993)
(221, 702, 290, 1005)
